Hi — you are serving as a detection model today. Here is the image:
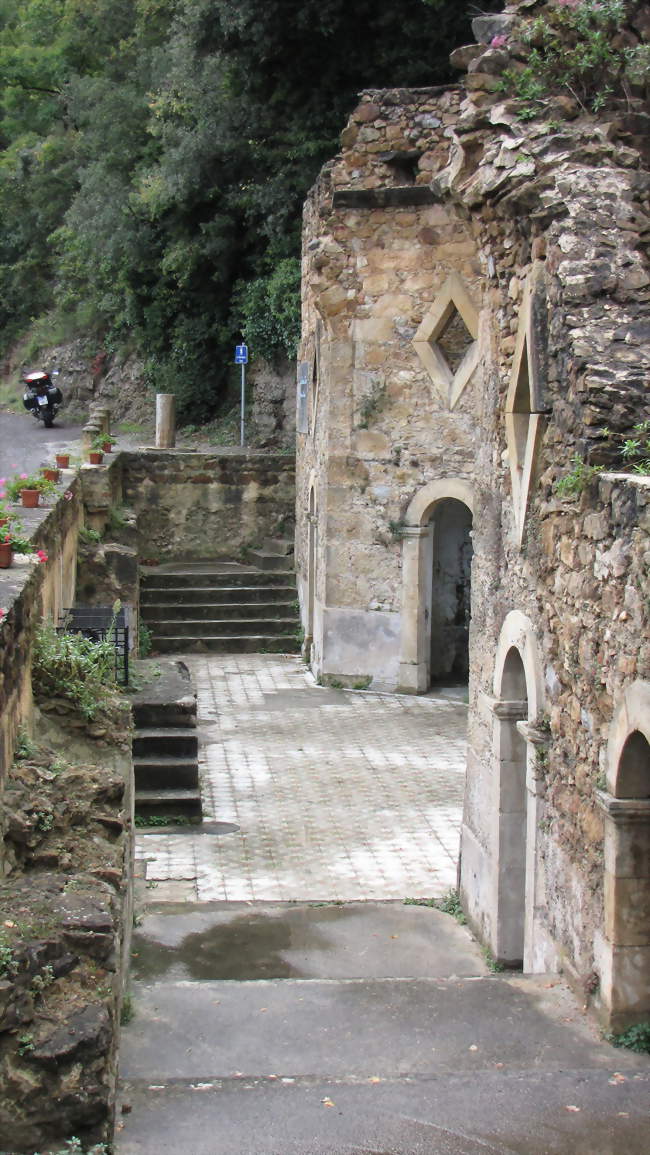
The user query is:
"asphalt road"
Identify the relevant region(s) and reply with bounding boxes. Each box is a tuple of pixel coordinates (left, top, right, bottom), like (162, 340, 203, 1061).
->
(0, 408, 84, 480)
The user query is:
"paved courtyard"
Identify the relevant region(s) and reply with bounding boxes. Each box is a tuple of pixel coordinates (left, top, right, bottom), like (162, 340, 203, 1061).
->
(137, 654, 467, 901)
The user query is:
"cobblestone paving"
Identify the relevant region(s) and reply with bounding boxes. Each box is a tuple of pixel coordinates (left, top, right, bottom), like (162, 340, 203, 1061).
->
(138, 654, 467, 902)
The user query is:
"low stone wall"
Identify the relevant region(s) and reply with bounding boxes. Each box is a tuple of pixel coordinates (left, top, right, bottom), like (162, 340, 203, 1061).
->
(119, 449, 296, 561)
(0, 478, 82, 837)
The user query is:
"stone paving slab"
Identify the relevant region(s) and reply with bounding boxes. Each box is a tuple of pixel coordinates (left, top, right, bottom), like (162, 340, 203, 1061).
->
(136, 654, 467, 902)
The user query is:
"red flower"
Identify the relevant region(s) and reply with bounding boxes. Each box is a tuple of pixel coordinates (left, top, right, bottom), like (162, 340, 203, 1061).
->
(36, 550, 48, 563)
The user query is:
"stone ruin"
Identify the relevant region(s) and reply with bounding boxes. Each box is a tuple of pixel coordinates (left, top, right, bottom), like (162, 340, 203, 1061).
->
(295, 0, 650, 1029)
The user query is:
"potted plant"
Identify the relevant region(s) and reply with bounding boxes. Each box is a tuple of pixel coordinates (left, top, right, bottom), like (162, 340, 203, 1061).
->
(0, 524, 36, 568)
(100, 434, 117, 454)
(41, 463, 61, 482)
(89, 434, 107, 465)
(5, 471, 58, 508)
(55, 452, 70, 469)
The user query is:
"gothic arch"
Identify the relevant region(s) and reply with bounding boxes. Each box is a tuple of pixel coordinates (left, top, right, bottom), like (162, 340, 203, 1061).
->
(399, 478, 474, 692)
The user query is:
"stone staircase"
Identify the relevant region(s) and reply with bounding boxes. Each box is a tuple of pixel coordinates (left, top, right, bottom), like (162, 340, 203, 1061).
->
(130, 660, 202, 823)
(139, 551, 300, 655)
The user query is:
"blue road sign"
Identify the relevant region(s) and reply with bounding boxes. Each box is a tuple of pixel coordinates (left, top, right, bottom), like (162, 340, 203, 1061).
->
(235, 344, 249, 364)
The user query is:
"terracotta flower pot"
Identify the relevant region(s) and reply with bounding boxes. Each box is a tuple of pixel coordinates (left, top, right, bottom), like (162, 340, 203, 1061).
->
(0, 516, 7, 528)
(0, 542, 13, 568)
(42, 468, 60, 482)
(102, 442, 113, 454)
(21, 488, 40, 508)
(55, 454, 70, 469)
(88, 452, 104, 465)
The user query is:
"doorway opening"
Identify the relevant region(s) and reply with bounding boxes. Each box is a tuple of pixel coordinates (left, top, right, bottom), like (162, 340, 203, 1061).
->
(428, 498, 473, 685)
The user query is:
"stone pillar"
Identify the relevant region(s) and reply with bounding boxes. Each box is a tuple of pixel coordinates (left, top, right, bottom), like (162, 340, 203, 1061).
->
(398, 525, 431, 693)
(596, 791, 650, 1030)
(156, 394, 176, 449)
(518, 720, 550, 972)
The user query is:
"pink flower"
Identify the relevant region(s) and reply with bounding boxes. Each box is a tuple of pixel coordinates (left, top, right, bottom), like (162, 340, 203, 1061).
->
(491, 34, 508, 47)
(64, 490, 73, 501)
(0, 478, 5, 485)
(19, 473, 28, 480)
(0, 609, 5, 620)
(0, 492, 5, 500)
(36, 550, 48, 563)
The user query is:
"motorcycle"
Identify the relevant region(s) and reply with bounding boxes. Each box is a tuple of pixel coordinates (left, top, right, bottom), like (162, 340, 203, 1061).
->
(22, 370, 63, 429)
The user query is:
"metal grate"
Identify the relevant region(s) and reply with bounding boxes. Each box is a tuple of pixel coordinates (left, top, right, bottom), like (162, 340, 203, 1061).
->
(58, 604, 130, 685)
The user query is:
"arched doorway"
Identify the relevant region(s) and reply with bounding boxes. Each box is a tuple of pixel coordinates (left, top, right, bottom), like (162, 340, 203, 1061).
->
(428, 499, 473, 683)
(398, 479, 474, 694)
(481, 611, 547, 971)
(599, 681, 650, 1030)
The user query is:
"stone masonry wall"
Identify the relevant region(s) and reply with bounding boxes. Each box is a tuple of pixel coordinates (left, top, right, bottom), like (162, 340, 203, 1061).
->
(120, 450, 296, 562)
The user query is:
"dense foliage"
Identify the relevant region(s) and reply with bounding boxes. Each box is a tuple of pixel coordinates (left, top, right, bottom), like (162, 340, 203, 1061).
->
(0, 0, 494, 418)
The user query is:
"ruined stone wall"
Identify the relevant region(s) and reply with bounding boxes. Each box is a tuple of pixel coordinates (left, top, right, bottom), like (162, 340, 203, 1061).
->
(297, 0, 650, 1008)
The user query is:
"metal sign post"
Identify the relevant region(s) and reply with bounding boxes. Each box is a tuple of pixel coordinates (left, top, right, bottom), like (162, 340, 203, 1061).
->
(235, 343, 248, 446)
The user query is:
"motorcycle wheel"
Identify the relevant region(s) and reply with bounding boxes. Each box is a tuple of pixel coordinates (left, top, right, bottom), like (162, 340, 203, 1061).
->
(43, 411, 54, 428)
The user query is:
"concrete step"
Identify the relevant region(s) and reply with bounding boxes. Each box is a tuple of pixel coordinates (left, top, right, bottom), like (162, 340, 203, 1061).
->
(134, 788, 202, 821)
(134, 756, 199, 791)
(149, 617, 299, 639)
(151, 635, 301, 655)
(141, 570, 293, 590)
(140, 585, 296, 607)
(133, 727, 199, 758)
(245, 549, 293, 572)
(141, 601, 297, 623)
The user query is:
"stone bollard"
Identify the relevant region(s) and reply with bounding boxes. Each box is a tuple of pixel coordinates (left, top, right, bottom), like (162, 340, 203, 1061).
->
(156, 393, 176, 449)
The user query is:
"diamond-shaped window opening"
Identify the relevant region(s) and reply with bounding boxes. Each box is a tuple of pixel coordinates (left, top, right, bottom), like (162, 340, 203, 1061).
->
(413, 274, 479, 410)
(505, 283, 546, 547)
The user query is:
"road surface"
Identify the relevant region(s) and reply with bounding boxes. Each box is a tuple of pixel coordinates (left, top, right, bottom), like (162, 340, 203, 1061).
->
(0, 409, 84, 481)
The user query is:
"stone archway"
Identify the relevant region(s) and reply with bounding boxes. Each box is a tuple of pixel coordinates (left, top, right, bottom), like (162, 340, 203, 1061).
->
(398, 479, 474, 693)
(490, 611, 547, 969)
(597, 680, 650, 1030)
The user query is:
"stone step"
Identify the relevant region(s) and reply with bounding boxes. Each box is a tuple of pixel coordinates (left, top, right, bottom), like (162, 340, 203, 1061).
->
(132, 700, 197, 728)
(151, 635, 301, 655)
(134, 788, 202, 822)
(244, 549, 293, 572)
(132, 727, 199, 758)
(261, 536, 294, 556)
(141, 570, 293, 590)
(134, 756, 199, 791)
(140, 585, 296, 606)
(149, 617, 299, 639)
(141, 600, 297, 623)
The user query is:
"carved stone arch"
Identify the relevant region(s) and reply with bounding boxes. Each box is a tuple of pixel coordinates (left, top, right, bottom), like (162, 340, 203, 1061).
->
(505, 262, 549, 546)
(493, 610, 545, 722)
(597, 680, 650, 1029)
(413, 274, 479, 410)
(404, 477, 475, 528)
(399, 477, 475, 693)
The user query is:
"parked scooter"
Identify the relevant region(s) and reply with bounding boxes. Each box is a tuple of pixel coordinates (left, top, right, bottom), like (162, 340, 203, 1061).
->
(22, 370, 63, 428)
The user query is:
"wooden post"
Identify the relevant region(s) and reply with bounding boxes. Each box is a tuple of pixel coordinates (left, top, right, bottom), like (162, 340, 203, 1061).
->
(156, 394, 176, 449)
